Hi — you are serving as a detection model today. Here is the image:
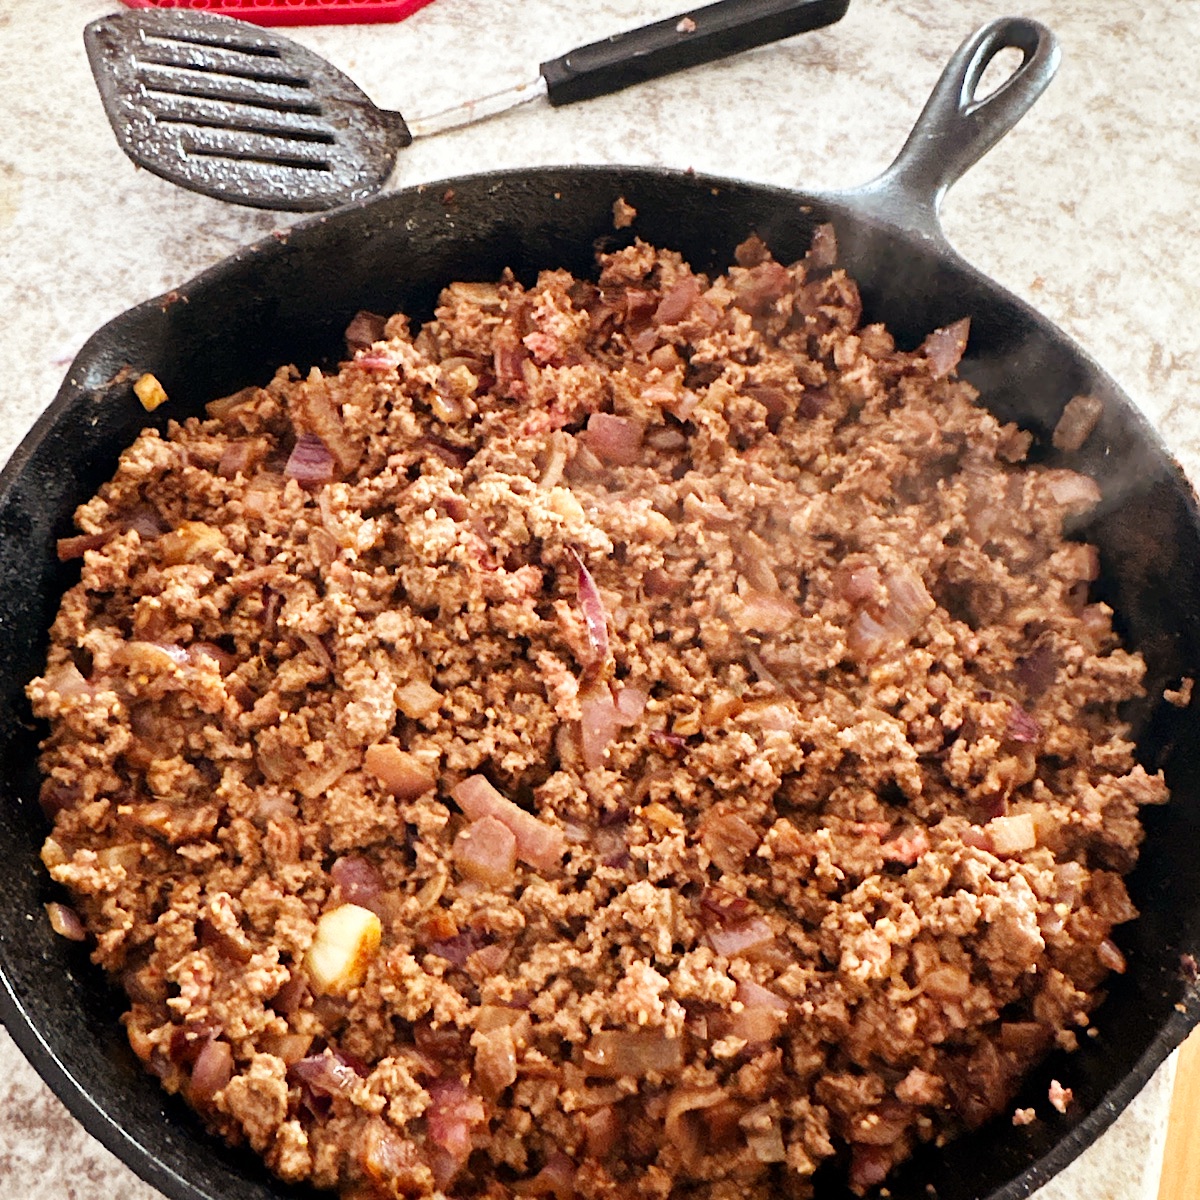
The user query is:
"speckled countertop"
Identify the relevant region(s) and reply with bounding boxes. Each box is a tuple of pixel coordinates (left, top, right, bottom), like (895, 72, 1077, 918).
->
(0, 1, 1197, 1198)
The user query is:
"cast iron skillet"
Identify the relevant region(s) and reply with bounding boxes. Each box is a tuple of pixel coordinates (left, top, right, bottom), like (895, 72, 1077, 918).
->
(1, 16, 1198, 1200)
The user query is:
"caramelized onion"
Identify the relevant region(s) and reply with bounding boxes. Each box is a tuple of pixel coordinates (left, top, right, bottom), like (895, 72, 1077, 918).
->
(583, 412, 644, 467)
(452, 775, 564, 872)
(705, 917, 774, 959)
(582, 1030, 683, 1078)
(567, 547, 610, 669)
(453, 816, 518, 887)
(45, 900, 86, 941)
(285, 433, 335, 490)
(921, 318, 970, 379)
(580, 683, 622, 771)
(190, 1037, 234, 1104)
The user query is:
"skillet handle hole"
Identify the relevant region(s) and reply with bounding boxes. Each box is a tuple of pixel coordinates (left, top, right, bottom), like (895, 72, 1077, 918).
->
(972, 46, 1028, 106)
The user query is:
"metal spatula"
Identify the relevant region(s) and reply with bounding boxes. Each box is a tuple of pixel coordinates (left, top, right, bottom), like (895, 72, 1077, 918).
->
(84, 0, 850, 211)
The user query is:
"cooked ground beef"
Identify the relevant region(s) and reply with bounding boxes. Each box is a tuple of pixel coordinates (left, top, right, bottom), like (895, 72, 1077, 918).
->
(29, 227, 1167, 1200)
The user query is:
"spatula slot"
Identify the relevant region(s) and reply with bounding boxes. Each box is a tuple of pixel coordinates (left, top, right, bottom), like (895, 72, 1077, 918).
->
(137, 37, 311, 88)
(152, 113, 337, 147)
(136, 27, 286, 60)
(180, 143, 334, 174)
(136, 68, 324, 117)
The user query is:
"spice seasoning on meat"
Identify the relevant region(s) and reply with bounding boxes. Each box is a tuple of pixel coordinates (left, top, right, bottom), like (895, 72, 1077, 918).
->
(30, 226, 1167, 1199)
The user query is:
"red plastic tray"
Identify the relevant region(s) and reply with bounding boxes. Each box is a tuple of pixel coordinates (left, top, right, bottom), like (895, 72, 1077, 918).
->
(120, 0, 437, 27)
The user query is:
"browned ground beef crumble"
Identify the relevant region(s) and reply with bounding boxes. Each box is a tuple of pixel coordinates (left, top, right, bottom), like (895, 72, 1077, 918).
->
(30, 227, 1167, 1200)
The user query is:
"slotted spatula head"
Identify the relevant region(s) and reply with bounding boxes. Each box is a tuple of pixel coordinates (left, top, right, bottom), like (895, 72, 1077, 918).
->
(85, 9, 412, 210)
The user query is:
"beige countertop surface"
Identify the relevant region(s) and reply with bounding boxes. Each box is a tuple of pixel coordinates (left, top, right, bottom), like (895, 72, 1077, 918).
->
(0, 0, 1197, 1197)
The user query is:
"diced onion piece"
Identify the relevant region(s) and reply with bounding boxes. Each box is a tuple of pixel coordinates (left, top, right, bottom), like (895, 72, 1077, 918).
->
(285, 433, 336, 490)
(364, 743, 435, 800)
(567, 547, 610, 668)
(807, 223, 838, 269)
(704, 917, 774, 959)
(985, 812, 1038, 855)
(134, 372, 168, 412)
(330, 855, 384, 911)
(1006, 703, 1041, 743)
(921, 318, 970, 379)
(472, 1023, 519, 1099)
(579, 683, 621, 771)
(56, 531, 110, 561)
(584, 1105, 620, 1159)
(664, 1087, 726, 1166)
(653, 276, 700, 326)
(396, 680, 442, 719)
(699, 809, 761, 873)
(452, 775, 564, 873)
(583, 413, 644, 466)
(513, 1151, 576, 1200)
(189, 1037, 233, 1104)
(345, 310, 388, 352)
(614, 686, 648, 725)
(582, 1030, 683, 1078)
(729, 979, 789, 1043)
(45, 901, 86, 941)
(1041, 468, 1102, 515)
(303, 903, 382, 996)
(453, 816, 518, 887)
(1097, 937, 1127, 974)
(426, 1078, 486, 1168)
(41, 661, 93, 700)
(732, 588, 800, 634)
(289, 1051, 361, 1098)
(922, 964, 971, 1001)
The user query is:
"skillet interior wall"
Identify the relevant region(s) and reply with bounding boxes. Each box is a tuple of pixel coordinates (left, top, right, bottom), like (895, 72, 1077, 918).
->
(2, 166, 1200, 1200)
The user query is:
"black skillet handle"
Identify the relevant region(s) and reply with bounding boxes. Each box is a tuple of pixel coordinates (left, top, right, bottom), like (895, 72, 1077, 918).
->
(540, 0, 850, 106)
(850, 17, 1061, 239)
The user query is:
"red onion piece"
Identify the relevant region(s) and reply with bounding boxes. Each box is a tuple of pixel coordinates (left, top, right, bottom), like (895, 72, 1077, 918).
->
(582, 1030, 684, 1078)
(583, 413, 643, 466)
(614, 685, 648, 725)
(451, 775, 565, 873)
(1043, 469, 1102, 515)
(514, 1150, 577, 1199)
(849, 1145, 895, 1194)
(699, 887, 752, 927)
(285, 433, 335, 490)
(288, 1051, 362, 1098)
(188, 642, 237, 674)
(453, 816, 518, 887)
(1015, 643, 1057, 699)
(567, 547, 610, 668)
(344, 309, 388, 353)
(1006, 703, 1042, 743)
(426, 1078, 485, 1166)
(190, 1037, 234, 1103)
(882, 828, 930, 867)
(427, 928, 488, 968)
(922, 318, 970, 379)
(45, 901, 86, 941)
(42, 661, 93, 700)
(579, 684, 621, 771)
(653, 275, 700, 326)
(705, 917, 774, 959)
(330, 855, 385, 912)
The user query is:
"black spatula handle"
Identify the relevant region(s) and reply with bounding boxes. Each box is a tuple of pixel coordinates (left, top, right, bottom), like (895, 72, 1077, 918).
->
(540, 0, 850, 106)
